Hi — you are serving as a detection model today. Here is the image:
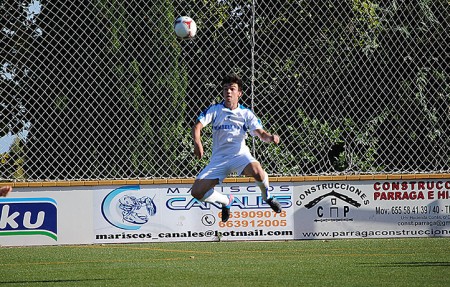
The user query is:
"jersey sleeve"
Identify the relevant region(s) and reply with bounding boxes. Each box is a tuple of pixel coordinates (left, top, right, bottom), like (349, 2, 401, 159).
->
(246, 110, 263, 136)
(197, 104, 215, 127)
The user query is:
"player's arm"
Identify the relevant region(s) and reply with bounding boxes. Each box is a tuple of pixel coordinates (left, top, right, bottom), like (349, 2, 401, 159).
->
(0, 186, 12, 197)
(253, 129, 280, 144)
(192, 121, 204, 159)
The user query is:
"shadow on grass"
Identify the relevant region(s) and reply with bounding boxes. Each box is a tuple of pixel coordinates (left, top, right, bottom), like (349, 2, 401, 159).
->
(365, 262, 450, 267)
(0, 278, 112, 284)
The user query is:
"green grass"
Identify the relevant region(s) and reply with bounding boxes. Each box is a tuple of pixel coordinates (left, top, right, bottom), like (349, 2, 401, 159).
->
(0, 238, 449, 286)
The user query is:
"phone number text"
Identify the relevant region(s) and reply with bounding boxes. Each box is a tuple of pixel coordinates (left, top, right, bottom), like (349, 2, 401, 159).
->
(377, 205, 449, 215)
(218, 210, 287, 228)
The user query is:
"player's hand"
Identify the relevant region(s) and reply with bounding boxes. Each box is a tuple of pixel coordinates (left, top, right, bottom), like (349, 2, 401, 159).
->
(272, 134, 280, 144)
(193, 143, 204, 159)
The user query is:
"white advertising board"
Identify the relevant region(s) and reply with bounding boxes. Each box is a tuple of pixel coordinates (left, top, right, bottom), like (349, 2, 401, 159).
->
(293, 180, 450, 239)
(0, 188, 93, 246)
(1, 178, 449, 247)
(93, 183, 295, 243)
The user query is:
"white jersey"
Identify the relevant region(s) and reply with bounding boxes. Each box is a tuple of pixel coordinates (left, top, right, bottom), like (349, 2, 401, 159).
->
(197, 101, 263, 158)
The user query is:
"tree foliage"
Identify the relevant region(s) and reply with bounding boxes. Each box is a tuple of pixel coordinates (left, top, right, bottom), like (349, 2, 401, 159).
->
(1, 0, 448, 180)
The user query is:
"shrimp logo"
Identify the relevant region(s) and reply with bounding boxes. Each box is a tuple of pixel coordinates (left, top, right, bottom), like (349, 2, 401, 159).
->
(101, 186, 157, 230)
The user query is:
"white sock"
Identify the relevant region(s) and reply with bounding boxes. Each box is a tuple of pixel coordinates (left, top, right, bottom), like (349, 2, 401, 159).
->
(255, 172, 271, 201)
(200, 189, 230, 206)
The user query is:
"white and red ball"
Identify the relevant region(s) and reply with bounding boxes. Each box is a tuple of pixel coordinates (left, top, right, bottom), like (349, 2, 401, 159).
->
(174, 16, 197, 39)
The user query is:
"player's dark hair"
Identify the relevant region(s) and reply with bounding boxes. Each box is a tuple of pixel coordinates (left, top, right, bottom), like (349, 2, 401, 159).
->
(222, 74, 243, 91)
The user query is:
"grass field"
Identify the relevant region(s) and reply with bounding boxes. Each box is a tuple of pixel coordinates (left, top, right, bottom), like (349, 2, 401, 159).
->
(0, 238, 448, 286)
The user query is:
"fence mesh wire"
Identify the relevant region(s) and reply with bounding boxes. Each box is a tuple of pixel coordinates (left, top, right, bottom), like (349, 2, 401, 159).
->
(1, 0, 449, 181)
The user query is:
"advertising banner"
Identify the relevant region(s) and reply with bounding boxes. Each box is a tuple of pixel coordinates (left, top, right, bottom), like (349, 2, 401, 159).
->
(2, 178, 449, 246)
(0, 188, 93, 246)
(293, 180, 450, 239)
(93, 183, 295, 243)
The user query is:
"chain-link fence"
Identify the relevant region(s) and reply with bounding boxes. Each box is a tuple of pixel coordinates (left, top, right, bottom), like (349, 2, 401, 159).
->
(1, 0, 449, 181)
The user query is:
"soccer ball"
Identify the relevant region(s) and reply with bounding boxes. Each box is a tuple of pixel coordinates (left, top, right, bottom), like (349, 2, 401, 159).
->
(174, 16, 197, 39)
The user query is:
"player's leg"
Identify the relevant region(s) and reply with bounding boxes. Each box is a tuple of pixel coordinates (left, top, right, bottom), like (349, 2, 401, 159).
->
(191, 178, 228, 204)
(242, 162, 282, 213)
(192, 156, 231, 206)
(191, 179, 234, 222)
(242, 162, 270, 199)
(0, 186, 12, 197)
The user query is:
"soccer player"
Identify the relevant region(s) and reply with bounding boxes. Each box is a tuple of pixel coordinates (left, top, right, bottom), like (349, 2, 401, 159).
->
(0, 186, 12, 197)
(191, 73, 282, 222)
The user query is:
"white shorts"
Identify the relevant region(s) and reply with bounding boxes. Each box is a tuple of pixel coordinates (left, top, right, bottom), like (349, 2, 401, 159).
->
(196, 152, 258, 184)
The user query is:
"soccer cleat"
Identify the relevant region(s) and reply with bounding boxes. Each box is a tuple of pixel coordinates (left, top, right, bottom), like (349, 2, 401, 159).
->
(266, 197, 282, 213)
(221, 194, 234, 222)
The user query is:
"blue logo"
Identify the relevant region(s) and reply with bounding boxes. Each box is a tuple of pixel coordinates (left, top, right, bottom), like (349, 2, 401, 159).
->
(0, 198, 57, 240)
(101, 186, 157, 230)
